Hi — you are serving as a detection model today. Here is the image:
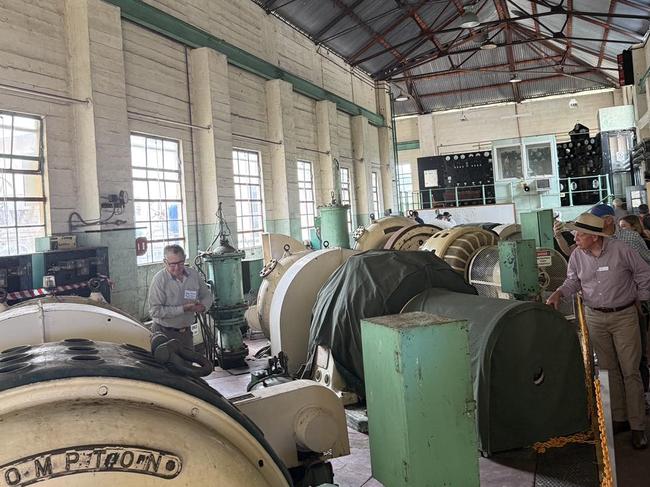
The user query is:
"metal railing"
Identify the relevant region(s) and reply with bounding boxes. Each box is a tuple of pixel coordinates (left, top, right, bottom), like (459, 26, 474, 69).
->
(399, 183, 496, 212)
(399, 175, 613, 212)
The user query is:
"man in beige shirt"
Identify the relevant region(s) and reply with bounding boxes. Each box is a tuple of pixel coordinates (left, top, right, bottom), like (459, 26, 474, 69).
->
(148, 244, 213, 350)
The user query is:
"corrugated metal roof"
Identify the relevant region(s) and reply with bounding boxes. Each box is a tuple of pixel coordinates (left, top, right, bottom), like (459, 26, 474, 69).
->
(250, 0, 650, 114)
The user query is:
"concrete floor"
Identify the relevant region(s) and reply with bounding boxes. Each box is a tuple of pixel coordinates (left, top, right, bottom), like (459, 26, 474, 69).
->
(207, 338, 650, 487)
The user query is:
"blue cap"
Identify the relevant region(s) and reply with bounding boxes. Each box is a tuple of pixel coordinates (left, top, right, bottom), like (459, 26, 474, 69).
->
(590, 204, 615, 217)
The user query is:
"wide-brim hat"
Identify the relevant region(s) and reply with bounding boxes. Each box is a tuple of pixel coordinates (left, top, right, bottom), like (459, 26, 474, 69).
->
(564, 213, 609, 237)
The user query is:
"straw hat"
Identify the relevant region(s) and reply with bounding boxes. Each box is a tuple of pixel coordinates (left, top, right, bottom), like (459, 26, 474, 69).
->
(564, 213, 608, 237)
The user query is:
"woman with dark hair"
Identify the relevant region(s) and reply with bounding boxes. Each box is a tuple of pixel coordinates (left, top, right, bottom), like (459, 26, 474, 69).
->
(619, 215, 650, 248)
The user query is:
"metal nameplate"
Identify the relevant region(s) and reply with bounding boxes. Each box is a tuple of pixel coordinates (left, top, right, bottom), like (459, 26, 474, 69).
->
(0, 445, 182, 486)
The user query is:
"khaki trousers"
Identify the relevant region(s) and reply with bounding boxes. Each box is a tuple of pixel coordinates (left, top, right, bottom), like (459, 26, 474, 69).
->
(585, 306, 645, 430)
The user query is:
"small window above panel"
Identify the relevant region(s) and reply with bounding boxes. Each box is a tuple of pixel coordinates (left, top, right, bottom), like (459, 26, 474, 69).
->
(495, 145, 523, 180)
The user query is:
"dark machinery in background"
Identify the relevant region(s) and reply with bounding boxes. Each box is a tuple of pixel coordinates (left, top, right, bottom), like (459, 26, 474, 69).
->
(0, 247, 110, 304)
(557, 124, 603, 206)
(417, 151, 495, 208)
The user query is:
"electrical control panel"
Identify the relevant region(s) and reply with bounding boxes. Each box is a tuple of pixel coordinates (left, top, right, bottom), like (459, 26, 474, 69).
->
(417, 151, 495, 208)
(557, 134, 603, 206)
(31, 247, 110, 301)
(0, 255, 33, 300)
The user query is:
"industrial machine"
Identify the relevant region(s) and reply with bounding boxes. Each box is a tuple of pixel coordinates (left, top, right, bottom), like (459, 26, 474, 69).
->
(0, 296, 151, 351)
(468, 244, 568, 301)
(31, 246, 110, 301)
(269, 247, 357, 375)
(491, 223, 521, 241)
(262, 233, 308, 262)
(352, 215, 414, 251)
(316, 192, 350, 250)
(420, 226, 499, 275)
(0, 254, 32, 304)
(383, 223, 441, 250)
(254, 247, 312, 337)
(196, 203, 248, 369)
(0, 295, 350, 486)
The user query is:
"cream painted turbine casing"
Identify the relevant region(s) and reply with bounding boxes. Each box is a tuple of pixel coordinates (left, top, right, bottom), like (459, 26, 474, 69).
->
(256, 250, 312, 337)
(261, 233, 308, 263)
(352, 216, 415, 251)
(232, 380, 350, 468)
(0, 298, 151, 351)
(269, 248, 357, 375)
(0, 377, 289, 486)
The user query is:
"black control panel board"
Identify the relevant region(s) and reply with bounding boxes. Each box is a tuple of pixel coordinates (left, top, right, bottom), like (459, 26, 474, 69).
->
(557, 134, 603, 206)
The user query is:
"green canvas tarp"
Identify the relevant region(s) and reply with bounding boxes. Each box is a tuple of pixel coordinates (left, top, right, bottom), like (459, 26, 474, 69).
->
(303, 250, 477, 396)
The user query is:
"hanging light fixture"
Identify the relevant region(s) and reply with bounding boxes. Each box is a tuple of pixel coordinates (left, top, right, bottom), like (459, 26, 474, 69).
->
(460, 5, 480, 29)
(394, 90, 409, 102)
(509, 75, 522, 83)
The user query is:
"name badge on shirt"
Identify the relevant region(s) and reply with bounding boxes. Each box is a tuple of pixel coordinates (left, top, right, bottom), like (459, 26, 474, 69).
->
(597, 266, 609, 272)
(184, 289, 198, 300)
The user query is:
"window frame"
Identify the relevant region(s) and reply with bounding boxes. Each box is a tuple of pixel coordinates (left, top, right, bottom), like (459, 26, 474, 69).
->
(130, 133, 186, 265)
(339, 166, 353, 232)
(233, 148, 265, 250)
(371, 170, 381, 217)
(297, 160, 315, 241)
(0, 110, 47, 257)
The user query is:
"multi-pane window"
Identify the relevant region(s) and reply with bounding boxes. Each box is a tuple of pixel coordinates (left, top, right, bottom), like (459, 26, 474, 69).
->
(340, 167, 353, 232)
(131, 134, 185, 265)
(397, 163, 413, 209)
(0, 112, 46, 256)
(297, 160, 315, 241)
(233, 149, 264, 249)
(371, 171, 381, 217)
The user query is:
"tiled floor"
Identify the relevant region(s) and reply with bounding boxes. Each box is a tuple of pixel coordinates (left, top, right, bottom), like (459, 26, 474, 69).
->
(208, 338, 650, 487)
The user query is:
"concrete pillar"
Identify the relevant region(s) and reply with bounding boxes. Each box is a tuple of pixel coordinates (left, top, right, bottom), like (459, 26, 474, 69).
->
(64, 0, 137, 314)
(351, 115, 373, 225)
(265, 79, 301, 238)
(418, 113, 437, 156)
(376, 82, 397, 213)
(189, 47, 236, 248)
(316, 100, 341, 204)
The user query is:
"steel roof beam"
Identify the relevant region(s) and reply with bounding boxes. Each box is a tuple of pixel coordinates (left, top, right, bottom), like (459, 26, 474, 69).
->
(314, 0, 366, 40)
(598, 0, 619, 68)
(511, 23, 618, 85)
(417, 70, 608, 99)
(495, 0, 521, 102)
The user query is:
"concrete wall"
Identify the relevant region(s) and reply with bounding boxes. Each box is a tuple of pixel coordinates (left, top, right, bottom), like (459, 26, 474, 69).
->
(0, 0, 389, 318)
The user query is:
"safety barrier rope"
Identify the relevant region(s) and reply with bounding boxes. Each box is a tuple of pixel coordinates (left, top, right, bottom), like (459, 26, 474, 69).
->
(6, 275, 113, 301)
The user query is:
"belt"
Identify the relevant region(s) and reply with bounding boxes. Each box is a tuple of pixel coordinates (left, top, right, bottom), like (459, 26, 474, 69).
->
(155, 323, 190, 333)
(590, 301, 636, 313)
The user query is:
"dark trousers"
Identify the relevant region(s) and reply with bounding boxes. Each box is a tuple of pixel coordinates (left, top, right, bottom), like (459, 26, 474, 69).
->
(152, 323, 194, 350)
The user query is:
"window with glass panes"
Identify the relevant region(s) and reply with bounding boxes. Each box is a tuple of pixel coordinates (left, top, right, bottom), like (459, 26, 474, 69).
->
(339, 167, 353, 231)
(233, 149, 264, 249)
(130, 134, 185, 265)
(0, 111, 46, 256)
(297, 160, 315, 241)
(371, 171, 381, 217)
(397, 163, 413, 208)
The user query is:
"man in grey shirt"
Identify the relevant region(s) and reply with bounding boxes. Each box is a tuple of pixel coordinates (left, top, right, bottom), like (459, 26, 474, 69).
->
(148, 244, 213, 350)
(547, 213, 650, 450)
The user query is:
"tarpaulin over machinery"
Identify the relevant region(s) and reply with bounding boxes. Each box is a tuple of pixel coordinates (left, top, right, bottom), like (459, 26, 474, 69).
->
(304, 250, 476, 396)
(403, 289, 589, 454)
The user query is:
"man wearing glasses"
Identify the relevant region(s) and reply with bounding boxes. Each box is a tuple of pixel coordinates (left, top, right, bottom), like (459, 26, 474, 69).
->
(148, 244, 213, 350)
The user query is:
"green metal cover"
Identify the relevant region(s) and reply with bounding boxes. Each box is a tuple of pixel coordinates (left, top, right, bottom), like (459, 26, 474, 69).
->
(520, 209, 554, 249)
(104, 0, 385, 127)
(204, 255, 245, 307)
(319, 206, 350, 249)
(361, 312, 479, 487)
(498, 239, 540, 296)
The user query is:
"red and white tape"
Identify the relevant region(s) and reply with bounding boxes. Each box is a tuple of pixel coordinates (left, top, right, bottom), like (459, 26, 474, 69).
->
(6, 275, 114, 301)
